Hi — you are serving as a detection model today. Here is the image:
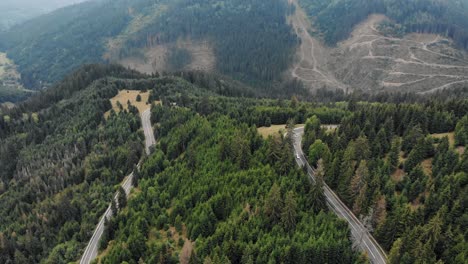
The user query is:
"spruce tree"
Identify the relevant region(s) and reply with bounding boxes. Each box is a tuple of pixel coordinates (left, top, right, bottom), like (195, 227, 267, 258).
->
(264, 183, 282, 224)
(118, 187, 127, 209)
(281, 191, 297, 231)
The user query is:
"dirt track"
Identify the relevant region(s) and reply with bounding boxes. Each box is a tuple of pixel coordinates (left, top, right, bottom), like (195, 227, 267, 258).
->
(287, 3, 468, 93)
(288, 0, 347, 90)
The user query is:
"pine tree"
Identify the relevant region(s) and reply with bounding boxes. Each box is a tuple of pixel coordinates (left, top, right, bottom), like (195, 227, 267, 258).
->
(264, 183, 282, 224)
(111, 198, 118, 216)
(455, 116, 468, 146)
(281, 191, 297, 231)
(118, 187, 127, 209)
(309, 159, 326, 212)
(290, 95, 299, 109)
(388, 238, 403, 264)
(351, 160, 369, 197)
(132, 166, 139, 187)
(388, 137, 400, 171)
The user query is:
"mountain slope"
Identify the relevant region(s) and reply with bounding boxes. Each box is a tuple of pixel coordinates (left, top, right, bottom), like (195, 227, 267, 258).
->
(288, 0, 468, 93)
(2, 0, 468, 94)
(0, 0, 87, 30)
(0, 0, 298, 90)
(299, 0, 468, 48)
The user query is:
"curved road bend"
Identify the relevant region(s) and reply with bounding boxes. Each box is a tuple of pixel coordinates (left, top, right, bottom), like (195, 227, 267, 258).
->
(293, 127, 387, 264)
(142, 109, 156, 155)
(80, 108, 156, 264)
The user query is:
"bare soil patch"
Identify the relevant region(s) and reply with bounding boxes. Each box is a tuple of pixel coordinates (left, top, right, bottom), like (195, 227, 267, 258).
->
(421, 158, 433, 176)
(0, 52, 24, 90)
(391, 168, 405, 182)
(457, 146, 465, 155)
(431, 132, 455, 147)
(119, 38, 215, 74)
(287, 0, 346, 91)
(288, 1, 468, 93)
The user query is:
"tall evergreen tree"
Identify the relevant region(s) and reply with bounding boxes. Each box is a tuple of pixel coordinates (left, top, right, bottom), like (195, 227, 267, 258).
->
(118, 187, 127, 209)
(264, 183, 283, 224)
(281, 191, 298, 231)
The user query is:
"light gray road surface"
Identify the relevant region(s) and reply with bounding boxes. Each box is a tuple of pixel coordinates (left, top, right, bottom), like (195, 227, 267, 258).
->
(293, 127, 387, 264)
(142, 109, 156, 155)
(80, 109, 155, 264)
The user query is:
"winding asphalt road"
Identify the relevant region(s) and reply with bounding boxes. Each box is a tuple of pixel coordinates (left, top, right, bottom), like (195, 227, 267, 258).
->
(80, 108, 155, 264)
(293, 127, 388, 264)
(142, 109, 156, 155)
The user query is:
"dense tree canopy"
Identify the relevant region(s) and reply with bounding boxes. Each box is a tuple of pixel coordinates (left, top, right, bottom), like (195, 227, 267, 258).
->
(0, 0, 298, 89)
(98, 105, 362, 264)
(303, 99, 468, 263)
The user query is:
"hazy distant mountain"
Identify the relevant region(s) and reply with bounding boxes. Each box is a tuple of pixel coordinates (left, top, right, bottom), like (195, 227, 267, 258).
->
(0, 0, 89, 30)
(1, 0, 468, 94)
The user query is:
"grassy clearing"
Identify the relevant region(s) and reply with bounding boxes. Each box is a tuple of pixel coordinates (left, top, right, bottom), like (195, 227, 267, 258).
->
(257, 124, 336, 139)
(457, 146, 465, 155)
(104, 89, 161, 118)
(1, 102, 15, 109)
(257, 125, 288, 138)
(431, 132, 455, 147)
(0, 53, 22, 82)
(421, 158, 433, 176)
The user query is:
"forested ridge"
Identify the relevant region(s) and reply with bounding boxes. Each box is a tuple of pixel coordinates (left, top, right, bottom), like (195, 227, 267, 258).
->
(0, 65, 241, 263)
(302, 99, 468, 263)
(299, 0, 468, 48)
(91, 82, 468, 263)
(0, 0, 298, 90)
(0, 0, 135, 88)
(120, 0, 297, 84)
(95, 103, 363, 264)
(0, 62, 466, 263)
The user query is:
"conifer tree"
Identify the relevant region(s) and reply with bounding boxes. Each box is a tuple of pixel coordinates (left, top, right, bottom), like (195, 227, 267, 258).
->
(264, 183, 282, 224)
(281, 191, 298, 231)
(118, 186, 127, 209)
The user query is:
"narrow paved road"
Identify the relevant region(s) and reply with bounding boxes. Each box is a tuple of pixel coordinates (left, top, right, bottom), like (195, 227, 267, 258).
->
(142, 109, 156, 155)
(80, 108, 155, 264)
(293, 127, 387, 264)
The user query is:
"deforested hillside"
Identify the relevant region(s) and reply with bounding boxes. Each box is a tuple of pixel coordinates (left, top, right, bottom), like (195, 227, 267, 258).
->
(299, 0, 468, 48)
(288, 0, 468, 93)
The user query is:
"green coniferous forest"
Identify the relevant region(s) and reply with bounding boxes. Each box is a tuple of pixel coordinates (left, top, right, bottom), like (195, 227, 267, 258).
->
(97, 105, 361, 263)
(302, 100, 468, 263)
(0, 0, 297, 89)
(0, 0, 467, 262)
(0, 64, 467, 263)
